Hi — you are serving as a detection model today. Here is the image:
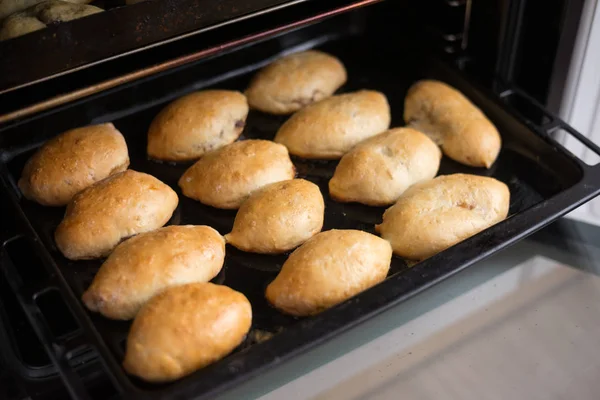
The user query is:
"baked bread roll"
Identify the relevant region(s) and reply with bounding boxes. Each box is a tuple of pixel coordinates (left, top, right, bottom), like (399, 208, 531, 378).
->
(245, 50, 347, 115)
(404, 80, 501, 168)
(0, 0, 102, 41)
(274, 90, 391, 159)
(329, 128, 441, 206)
(225, 179, 324, 253)
(55, 170, 178, 260)
(82, 225, 225, 320)
(0, 0, 91, 21)
(179, 140, 295, 209)
(18, 123, 129, 206)
(123, 282, 252, 383)
(266, 229, 392, 316)
(147, 90, 248, 162)
(376, 173, 510, 260)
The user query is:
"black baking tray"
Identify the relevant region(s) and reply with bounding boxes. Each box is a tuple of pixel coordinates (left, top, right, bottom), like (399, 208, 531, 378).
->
(2, 7, 600, 400)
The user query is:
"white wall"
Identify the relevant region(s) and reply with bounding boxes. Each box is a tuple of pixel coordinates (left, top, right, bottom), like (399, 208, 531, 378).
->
(558, 0, 600, 225)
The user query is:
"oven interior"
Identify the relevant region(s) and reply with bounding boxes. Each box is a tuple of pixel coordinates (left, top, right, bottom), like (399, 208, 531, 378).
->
(0, 2, 599, 399)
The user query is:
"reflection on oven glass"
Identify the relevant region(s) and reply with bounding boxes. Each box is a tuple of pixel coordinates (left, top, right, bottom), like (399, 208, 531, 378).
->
(0, 0, 103, 41)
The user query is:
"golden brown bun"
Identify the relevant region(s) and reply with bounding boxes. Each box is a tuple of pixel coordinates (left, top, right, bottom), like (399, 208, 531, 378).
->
(225, 179, 324, 253)
(147, 90, 248, 162)
(329, 128, 441, 206)
(274, 90, 391, 159)
(55, 170, 178, 260)
(265, 229, 392, 316)
(245, 50, 347, 115)
(18, 123, 129, 206)
(123, 282, 252, 383)
(404, 80, 501, 168)
(0, 0, 102, 41)
(178, 140, 295, 209)
(82, 225, 225, 320)
(376, 173, 510, 260)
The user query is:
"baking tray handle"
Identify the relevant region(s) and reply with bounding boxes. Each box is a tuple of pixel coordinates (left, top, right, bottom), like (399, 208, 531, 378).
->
(500, 87, 600, 161)
(551, 123, 600, 158)
(0, 236, 93, 400)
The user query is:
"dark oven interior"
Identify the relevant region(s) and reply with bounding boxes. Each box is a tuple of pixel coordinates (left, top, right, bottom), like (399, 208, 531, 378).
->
(0, 1, 598, 400)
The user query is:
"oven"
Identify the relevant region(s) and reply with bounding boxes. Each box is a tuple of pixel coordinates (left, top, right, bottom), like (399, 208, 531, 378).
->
(1, 0, 599, 399)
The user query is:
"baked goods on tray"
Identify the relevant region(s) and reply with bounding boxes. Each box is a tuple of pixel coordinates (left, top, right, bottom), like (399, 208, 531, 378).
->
(376, 173, 510, 260)
(147, 90, 248, 162)
(10, 44, 514, 384)
(225, 179, 324, 253)
(404, 80, 501, 168)
(123, 282, 252, 383)
(329, 127, 441, 206)
(245, 50, 347, 115)
(55, 170, 178, 260)
(18, 123, 129, 206)
(274, 90, 391, 159)
(178, 139, 295, 209)
(265, 229, 392, 316)
(82, 225, 225, 320)
(0, 0, 102, 41)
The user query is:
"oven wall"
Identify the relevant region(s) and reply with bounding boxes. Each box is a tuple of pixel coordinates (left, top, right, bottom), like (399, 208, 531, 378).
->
(553, 0, 600, 226)
(388, 0, 580, 106)
(419, 0, 600, 225)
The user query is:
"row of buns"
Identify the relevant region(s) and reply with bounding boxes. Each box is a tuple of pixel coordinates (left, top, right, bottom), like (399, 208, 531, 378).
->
(19, 79, 501, 211)
(17, 49, 509, 383)
(147, 52, 499, 167)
